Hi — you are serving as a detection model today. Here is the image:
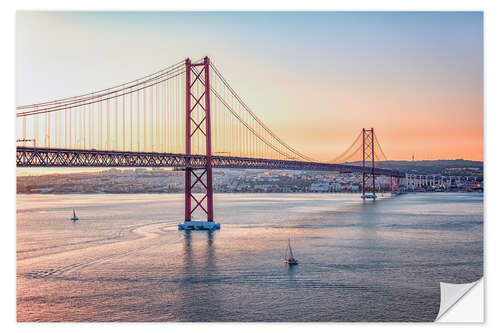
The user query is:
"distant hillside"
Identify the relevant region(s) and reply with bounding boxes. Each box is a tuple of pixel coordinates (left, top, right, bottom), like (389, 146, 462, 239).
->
(346, 159, 483, 178)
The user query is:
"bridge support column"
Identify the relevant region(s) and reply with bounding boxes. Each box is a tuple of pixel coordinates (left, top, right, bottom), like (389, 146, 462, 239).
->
(361, 128, 376, 200)
(179, 57, 219, 231)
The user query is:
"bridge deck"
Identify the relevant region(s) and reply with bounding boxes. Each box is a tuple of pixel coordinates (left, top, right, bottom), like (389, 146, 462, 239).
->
(16, 147, 405, 177)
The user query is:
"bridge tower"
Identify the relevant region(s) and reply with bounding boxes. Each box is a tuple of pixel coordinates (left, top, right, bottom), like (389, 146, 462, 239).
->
(361, 128, 377, 199)
(179, 57, 220, 231)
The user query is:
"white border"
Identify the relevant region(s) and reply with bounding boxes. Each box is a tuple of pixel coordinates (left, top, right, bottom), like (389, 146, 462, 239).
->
(2, 1, 498, 332)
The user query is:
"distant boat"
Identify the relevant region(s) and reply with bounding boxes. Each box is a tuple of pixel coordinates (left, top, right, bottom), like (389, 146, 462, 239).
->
(284, 238, 299, 265)
(70, 209, 79, 222)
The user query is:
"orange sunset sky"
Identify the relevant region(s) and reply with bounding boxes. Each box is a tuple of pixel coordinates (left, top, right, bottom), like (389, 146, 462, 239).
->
(16, 12, 483, 169)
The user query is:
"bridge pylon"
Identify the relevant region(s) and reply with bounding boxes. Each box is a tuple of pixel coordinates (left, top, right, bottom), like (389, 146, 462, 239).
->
(179, 57, 220, 231)
(361, 128, 377, 199)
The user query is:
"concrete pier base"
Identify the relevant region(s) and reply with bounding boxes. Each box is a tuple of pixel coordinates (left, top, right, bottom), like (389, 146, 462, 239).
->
(178, 221, 220, 231)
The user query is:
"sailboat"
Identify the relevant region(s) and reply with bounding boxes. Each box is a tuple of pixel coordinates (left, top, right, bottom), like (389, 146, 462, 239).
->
(284, 238, 299, 265)
(70, 209, 79, 222)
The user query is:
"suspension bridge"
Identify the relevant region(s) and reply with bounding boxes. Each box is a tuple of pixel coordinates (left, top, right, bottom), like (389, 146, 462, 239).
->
(16, 56, 406, 230)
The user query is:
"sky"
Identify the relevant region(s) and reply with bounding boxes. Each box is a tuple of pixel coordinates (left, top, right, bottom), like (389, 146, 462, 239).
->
(16, 11, 483, 167)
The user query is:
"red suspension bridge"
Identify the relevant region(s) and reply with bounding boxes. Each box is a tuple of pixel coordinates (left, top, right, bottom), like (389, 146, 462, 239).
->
(16, 56, 405, 230)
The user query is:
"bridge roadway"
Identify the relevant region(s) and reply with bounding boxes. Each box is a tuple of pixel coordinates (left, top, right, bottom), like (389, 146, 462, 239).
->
(16, 146, 405, 178)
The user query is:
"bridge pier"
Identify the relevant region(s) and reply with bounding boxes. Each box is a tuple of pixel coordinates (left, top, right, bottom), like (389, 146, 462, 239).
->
(361, 128, 377, 200)
(179, 57, 219, 231)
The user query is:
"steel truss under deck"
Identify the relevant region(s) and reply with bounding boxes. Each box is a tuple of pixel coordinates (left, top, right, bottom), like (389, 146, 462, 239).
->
(16, 146, 405, 178)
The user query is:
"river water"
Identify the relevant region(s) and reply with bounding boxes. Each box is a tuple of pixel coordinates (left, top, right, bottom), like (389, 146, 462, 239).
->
(16, 192, 483, 322)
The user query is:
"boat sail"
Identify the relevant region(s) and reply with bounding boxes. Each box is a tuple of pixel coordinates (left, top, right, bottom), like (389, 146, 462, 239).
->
(284, 238, 298, 265)
(70, 209, 79, 222)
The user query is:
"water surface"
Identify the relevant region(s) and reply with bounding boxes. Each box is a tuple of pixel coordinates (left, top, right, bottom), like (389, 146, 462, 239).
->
(17, 192, 483, 321)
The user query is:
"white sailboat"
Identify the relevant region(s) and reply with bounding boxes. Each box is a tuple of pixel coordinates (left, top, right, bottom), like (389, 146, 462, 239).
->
(284, 238, 299, 265)
(70, 209, 79, 222)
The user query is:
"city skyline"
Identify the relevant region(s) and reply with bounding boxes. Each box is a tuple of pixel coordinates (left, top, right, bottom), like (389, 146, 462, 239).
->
(16, 11, 483, 164)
